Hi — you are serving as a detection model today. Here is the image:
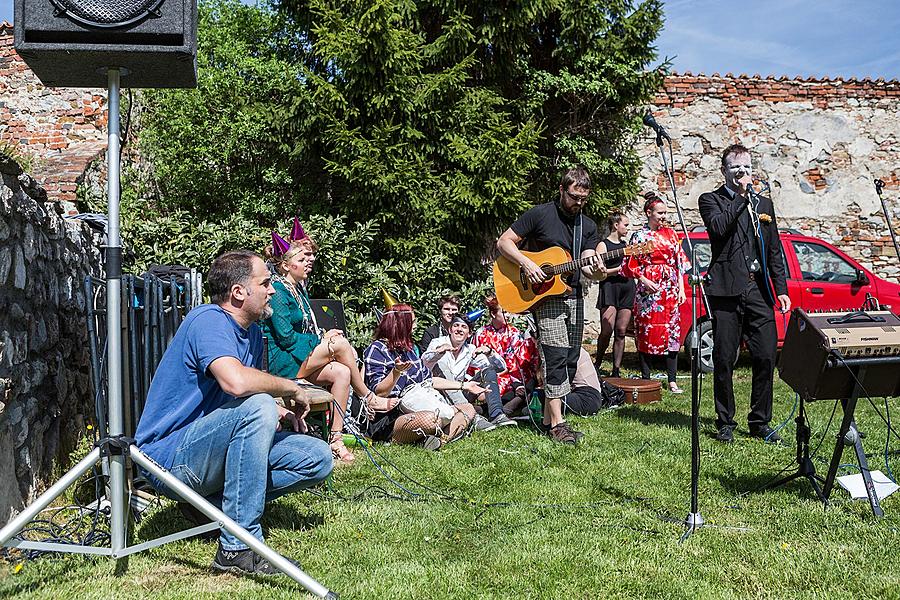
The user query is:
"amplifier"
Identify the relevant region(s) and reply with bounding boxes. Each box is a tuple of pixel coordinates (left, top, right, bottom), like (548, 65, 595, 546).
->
(778, 309, 900, 401)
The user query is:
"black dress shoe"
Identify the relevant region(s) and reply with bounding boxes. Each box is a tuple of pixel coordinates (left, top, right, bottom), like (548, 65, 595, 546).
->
(715, 426, 734, 443)
(750, 426, 783, 444)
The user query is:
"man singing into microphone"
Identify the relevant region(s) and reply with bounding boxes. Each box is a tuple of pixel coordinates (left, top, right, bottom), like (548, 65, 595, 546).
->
(698, 144, 790, 444)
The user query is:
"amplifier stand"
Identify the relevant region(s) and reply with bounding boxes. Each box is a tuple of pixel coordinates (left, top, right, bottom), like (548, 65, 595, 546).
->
(760, 397, 827, 504)
(822, 365, 884, 518)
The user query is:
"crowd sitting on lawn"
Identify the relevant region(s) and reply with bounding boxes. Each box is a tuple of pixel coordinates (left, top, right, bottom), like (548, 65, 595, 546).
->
(253, 220, 619, 453)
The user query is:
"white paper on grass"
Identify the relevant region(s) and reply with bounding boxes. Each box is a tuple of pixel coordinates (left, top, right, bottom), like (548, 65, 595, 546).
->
(836, 470, 899, 500)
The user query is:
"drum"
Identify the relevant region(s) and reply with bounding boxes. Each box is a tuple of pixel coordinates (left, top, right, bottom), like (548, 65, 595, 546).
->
(602, 377, 661, 405)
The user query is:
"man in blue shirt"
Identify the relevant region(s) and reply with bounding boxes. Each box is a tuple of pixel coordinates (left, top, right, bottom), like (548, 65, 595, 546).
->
(135, 250, 332, 576)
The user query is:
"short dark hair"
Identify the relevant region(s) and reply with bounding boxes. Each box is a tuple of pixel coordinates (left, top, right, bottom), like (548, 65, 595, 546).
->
(437, 295, 460, 312)
(560, 165, 592, 191)
(209, 250, 260, 305)
(721, 144, 751, 167)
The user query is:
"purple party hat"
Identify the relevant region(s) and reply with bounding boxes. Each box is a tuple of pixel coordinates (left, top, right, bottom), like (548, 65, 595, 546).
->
(290, 217, 308, 241)
(271, 230, 291, 257)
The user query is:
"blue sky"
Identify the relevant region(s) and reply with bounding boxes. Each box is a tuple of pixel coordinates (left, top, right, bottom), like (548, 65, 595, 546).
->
(2, 1, 898, 79)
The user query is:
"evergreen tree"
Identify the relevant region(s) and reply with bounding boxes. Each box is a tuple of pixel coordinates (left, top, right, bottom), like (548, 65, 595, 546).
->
(129, 0, 664, 338)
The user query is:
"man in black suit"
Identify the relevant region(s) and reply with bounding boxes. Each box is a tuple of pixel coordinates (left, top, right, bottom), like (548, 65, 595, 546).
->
(698, 144, 790, 444)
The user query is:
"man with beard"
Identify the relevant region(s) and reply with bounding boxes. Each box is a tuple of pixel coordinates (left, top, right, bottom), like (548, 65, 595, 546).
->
(135, 250, 333, 576)
(496, 166, 607, 444)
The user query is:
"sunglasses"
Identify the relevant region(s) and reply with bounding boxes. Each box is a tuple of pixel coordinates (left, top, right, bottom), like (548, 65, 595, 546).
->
(564, 189, 590, 202)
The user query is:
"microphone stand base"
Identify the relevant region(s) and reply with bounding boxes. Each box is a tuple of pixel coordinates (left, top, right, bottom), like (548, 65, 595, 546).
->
(680, 512, 705, 542)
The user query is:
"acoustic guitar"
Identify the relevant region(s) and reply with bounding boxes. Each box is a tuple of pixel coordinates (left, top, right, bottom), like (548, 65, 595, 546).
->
(492, 241, 655, 313)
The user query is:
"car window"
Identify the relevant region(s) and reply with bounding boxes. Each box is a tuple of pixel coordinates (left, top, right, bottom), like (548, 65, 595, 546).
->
(681, 239, 711, 274)
(792, 241, 859, 283)
(681, 238, 789, 276)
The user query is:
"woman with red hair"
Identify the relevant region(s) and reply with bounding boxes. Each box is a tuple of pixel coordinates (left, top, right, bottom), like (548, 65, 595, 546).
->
(622, 193, 690, 392)
(363, 304, 478, 447)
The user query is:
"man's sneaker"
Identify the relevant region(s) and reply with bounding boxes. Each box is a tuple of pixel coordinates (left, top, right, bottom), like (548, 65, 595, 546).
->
(491, 414, 518, 428)
(750, 426, 783, 445)
(715, 426, 734, 443)
(212, 543, 289, 576)
(472, 415, 497, 433)
(548, 422, 578, 445)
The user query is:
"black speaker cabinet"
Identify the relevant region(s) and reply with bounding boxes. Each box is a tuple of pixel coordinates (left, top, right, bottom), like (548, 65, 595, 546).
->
(778, 309, 900, 401)
(14, 0, 197, 88)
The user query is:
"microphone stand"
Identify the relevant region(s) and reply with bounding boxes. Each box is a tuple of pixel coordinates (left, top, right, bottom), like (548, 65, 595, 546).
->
(650, 127, 708, 541)
(874, 180, 900, 262)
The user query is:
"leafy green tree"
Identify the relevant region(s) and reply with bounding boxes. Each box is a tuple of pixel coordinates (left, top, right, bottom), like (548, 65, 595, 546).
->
(124, 0, 664, 342)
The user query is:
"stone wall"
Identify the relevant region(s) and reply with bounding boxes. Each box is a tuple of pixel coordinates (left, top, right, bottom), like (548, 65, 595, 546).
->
(0, 23, 107, 214)
(0, 157, 103, 524)
(586, 73, 900, 337)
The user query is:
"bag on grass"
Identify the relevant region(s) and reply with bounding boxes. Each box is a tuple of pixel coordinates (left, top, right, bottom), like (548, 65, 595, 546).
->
(399, 381, 455, 425)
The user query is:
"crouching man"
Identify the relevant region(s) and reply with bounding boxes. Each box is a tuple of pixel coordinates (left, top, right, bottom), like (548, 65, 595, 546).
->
(135, 250, 333, 576)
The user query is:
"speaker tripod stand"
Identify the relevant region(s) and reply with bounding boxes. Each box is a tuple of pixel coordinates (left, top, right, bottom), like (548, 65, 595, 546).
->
(759, 396, 827, 504)
(0, 69, 337, 599)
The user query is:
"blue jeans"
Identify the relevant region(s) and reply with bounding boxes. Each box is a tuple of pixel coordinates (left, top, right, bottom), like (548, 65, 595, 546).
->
(443, 367, 504, 420)
(148, 393, 333, 550)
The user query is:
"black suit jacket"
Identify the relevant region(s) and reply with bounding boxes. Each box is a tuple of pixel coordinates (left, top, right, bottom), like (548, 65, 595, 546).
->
(698, 185, 788, 303)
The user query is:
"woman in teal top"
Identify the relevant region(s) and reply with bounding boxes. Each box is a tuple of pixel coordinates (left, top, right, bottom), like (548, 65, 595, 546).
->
(261, 234, 397, 464)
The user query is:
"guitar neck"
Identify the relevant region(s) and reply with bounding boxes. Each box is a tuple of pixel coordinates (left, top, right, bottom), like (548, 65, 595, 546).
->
(547, 247, 624, 276)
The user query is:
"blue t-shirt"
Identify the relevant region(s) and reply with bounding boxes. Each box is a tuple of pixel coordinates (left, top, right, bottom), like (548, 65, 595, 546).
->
(135, 304, 264, 468)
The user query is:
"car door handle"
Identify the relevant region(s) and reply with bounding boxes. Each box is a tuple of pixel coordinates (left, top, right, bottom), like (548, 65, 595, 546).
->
(807, 287, 824, 294)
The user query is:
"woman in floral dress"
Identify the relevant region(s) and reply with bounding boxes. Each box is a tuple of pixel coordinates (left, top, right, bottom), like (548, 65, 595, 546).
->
(622, 192, 690, 393)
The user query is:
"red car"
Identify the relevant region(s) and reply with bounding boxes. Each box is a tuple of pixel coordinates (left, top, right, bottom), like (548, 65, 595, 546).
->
(675, 228, 900, 372)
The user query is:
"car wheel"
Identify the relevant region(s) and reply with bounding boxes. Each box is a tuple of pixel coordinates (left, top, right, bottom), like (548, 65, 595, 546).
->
(684, 320, 715, 373)
(684, 320, 740, 373)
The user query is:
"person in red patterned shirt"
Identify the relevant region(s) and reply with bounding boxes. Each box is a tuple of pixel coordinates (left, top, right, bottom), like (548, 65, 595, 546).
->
(472, 295, 538, 416)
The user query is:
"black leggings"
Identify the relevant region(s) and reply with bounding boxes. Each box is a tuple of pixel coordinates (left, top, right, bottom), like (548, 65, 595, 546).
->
(639, 351, 678, 383)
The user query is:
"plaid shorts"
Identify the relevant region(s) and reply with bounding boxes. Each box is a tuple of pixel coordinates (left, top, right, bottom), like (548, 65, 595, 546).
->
(533, 296, 583, 398)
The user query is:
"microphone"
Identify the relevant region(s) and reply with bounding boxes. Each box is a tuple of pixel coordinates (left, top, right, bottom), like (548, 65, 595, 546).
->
(642, 113, 671, 141)
(875, 179, 885, 194)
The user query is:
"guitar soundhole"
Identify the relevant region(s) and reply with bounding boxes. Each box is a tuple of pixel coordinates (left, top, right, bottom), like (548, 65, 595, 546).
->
(531, 281, 553, 295)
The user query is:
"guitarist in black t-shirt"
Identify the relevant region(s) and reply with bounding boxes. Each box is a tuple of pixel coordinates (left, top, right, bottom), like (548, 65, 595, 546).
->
(496, 166, 607, 444)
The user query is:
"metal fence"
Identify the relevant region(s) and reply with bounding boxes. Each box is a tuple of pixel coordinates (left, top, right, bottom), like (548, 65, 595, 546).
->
(85, 269, 203, 437)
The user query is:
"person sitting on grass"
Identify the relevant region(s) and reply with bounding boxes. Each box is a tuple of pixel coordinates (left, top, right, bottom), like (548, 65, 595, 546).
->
(418, 294, 461, 353)
(472, 295, 538, 417)
(363, 303, 479, 448)
(423, 314, 517, 431)
(134, 250, 333, 577)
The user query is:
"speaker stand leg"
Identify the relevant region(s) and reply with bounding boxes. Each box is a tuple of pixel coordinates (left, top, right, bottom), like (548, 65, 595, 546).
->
(759, 398, 827, 505)
(821, 367, 884, 518)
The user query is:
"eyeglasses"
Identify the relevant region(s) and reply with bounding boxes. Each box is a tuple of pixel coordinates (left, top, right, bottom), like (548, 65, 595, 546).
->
(725, 163, 752, 172)
(564, 189, 590, 202)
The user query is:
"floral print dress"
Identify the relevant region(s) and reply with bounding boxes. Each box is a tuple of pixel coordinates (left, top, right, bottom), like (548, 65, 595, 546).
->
(622, 225, 690, 355)
(472, 323, 537, 396)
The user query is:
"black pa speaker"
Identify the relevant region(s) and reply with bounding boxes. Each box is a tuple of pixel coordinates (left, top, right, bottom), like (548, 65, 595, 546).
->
(14, 0, 197, 88)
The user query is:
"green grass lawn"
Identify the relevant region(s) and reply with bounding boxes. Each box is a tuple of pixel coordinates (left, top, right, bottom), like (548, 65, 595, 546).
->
(3, 361, 900, 599)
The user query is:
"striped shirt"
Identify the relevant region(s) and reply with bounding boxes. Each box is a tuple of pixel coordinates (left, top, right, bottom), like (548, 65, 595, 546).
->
(363, 339, 431, 397)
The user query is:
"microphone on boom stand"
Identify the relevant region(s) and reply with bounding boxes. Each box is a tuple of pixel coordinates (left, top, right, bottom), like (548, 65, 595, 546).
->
(643, 113, 671, 143)
(641, 110, 706, 540)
